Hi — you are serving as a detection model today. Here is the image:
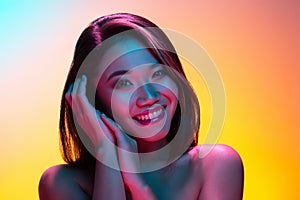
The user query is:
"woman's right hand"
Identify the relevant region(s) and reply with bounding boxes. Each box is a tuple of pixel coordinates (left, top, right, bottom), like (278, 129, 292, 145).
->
(64, 75, 156, 199)
(65, 75, 116, 155)
(65, 75, 129, 199)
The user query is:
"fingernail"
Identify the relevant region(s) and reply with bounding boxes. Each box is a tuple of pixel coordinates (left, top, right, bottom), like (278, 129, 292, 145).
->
(82, 75, 86, 81)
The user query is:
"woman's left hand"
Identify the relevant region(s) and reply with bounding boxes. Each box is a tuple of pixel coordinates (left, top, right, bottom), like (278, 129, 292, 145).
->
(100, 114, 140, 179)
(100, 114, 157, 200)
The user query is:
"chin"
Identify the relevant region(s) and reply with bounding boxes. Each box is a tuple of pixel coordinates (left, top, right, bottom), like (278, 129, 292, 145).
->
(141, 132, 168, 142)
(133, 121, 171, 142)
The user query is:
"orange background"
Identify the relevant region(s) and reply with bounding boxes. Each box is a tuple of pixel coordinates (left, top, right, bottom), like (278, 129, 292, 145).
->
(1, 0, 299, 199)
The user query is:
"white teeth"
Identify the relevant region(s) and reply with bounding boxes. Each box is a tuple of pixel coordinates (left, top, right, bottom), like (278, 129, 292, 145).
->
(136, 108, 163, 121)
(149, 113, 153, 119)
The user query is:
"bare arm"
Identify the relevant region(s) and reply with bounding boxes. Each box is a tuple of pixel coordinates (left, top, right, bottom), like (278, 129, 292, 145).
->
(101, 114, 158, 200)
(125, 177, 158, 200)
(92, 152, 126, 200)
(63, 75, 127, 200)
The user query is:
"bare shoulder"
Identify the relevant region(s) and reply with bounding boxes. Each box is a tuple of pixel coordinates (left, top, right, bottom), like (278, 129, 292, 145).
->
(196, 144, 243, 162)
(193, 144, 244, 200)
(38, 164, 93, 200)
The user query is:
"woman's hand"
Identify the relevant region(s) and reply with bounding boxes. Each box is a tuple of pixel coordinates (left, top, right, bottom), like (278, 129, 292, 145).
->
(100, 115, 158, 200)
(65, 75, 128, 200)
(65, 75, 156, 199)
(65, 74, 140, 172)
(100, 114, 140, 172)
(65, 75, 116, 155)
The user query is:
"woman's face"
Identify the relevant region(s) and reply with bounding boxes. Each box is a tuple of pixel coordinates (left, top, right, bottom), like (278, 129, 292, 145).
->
(93, 36, 178, 142)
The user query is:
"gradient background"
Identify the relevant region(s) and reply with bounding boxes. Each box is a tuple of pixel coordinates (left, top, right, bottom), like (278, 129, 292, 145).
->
(1, 0, 299, 199)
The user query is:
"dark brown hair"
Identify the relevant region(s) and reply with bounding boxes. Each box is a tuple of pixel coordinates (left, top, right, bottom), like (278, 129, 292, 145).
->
(59, 13, 200, 168)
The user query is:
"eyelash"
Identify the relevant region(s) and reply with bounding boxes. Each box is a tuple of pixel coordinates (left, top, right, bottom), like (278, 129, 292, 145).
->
(152, 69, 166, 78)
(114, 69, 167, 89)
(115, 79, 132, 89)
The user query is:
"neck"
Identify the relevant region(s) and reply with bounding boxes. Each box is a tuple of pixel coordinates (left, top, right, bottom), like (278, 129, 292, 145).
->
(135, 138, 174, 172)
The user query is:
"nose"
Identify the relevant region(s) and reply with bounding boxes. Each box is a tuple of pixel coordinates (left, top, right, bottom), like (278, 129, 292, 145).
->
(136, 84, 160, 107)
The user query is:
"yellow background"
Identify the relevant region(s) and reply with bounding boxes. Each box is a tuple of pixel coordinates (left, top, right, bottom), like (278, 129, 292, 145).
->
(1, 0, 299, 199)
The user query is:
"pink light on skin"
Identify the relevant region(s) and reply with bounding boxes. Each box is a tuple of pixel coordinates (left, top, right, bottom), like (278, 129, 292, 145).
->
(95, 37, 179, 145)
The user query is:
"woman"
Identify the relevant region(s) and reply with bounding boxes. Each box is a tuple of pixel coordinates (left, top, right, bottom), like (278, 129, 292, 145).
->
(39, 13, 244, 199)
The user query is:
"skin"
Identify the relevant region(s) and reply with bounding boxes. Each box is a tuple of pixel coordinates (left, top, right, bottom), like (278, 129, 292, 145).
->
(39, 145, 244, 200)
(39, 36, 244, 200)
(94, 46, 178, 146)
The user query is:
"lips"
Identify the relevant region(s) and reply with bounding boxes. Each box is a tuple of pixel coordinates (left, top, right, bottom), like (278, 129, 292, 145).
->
(132, 106, 165, 124)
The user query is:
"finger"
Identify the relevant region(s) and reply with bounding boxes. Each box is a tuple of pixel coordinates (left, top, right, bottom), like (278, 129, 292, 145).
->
(71, 78, 82, 111)
(71, 78, 83, 117)
(72, 77, 81, 95)
(96, 109, 101, 117)
(95, 111, 111, 134)
(75, 75, 92, 114)
(100, 114, 120, 133)
(100, 115, 139, 172)
(77, 75, 87, 95)
(66, 83, 73, 94)
(94, 112, 116, 144)
(100, 114, 131, 148)
(73, 76, 92, 116)
(65, 83, 74, 105)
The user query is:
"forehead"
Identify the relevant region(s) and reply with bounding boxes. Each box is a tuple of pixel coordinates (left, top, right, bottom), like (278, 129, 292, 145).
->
(97, 35, 159, 76)
(107, 49, 159, 72)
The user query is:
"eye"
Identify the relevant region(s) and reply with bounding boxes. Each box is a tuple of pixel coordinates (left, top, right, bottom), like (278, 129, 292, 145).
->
(152, 69, 166, 78)
(115, 79, 132, 89)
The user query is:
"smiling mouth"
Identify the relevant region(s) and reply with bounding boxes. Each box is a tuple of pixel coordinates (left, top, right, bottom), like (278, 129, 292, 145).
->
(133, 106, 165, 125)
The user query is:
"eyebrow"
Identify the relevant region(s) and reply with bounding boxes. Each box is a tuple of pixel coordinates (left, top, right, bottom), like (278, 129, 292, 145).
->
(107, 70, 128, 82)
(106, 63, 162, 82)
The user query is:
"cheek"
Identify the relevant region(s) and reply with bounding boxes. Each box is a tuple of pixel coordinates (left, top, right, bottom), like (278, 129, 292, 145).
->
(110, 92, 131, 119)
(161, 79, 179, 103)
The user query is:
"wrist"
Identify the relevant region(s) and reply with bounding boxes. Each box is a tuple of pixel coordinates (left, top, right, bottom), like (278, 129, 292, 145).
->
(95, 145, 118, 164)
(125, 177, 157, 200)
(123, 173, 144, 188)
(122, 173, 149, 192)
